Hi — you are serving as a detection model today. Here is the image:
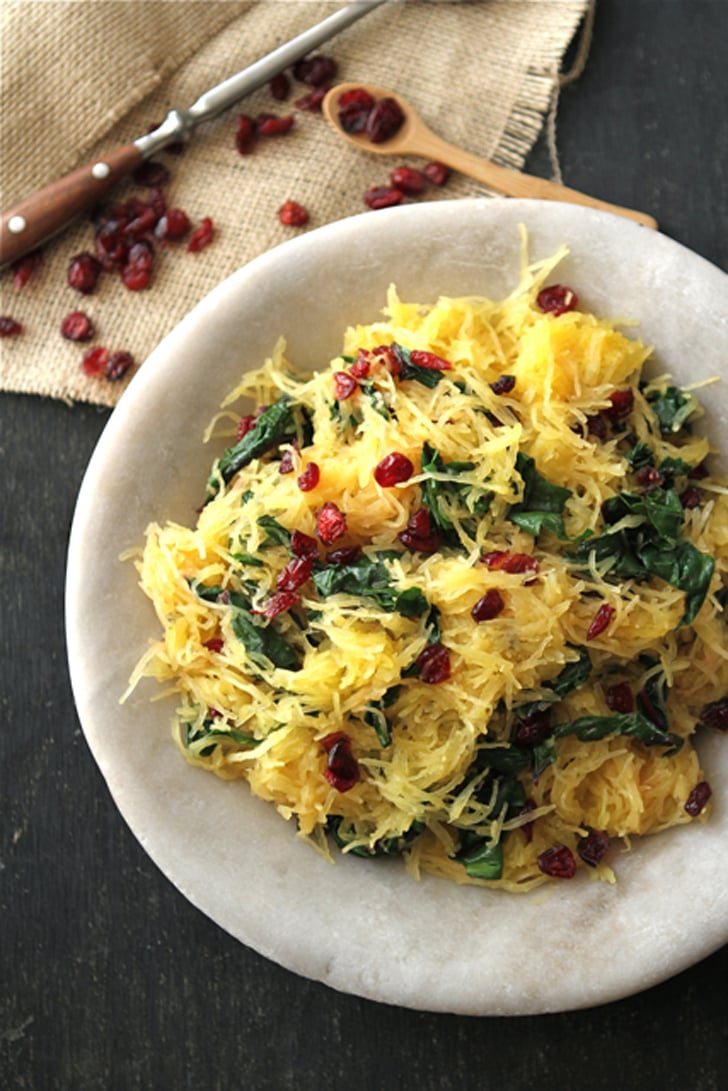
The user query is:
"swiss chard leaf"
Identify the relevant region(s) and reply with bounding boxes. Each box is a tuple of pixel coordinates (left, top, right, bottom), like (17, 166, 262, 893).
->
(392, 344, 447, 388)
(214, 396, 312, 485)
(312, 553, 428, 616)
(256, 515, 291, 548)
(645, 385, 699, 434)
(186, 721, 258, 755)
(459, 839, 504, 880)
(515, 645, 592, 718)
(552, 712, 683, 752)
(420, 442, 492, 539)
(509, 453, 571, 539)
(231, 601, 301, 672)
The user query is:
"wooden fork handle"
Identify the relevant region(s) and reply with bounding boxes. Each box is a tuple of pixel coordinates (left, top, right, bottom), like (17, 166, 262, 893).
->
(1, 143, 143, 266)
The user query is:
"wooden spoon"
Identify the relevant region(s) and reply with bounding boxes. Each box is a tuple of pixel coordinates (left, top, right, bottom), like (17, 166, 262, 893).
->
(323, 82, 658, 230)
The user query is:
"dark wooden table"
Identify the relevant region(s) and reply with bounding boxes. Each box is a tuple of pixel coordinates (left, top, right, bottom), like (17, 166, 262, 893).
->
(2, 3, 727, 1088)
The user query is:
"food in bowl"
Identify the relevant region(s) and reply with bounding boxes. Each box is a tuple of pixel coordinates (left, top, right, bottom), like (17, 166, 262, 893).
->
(127, 239, 728, 891)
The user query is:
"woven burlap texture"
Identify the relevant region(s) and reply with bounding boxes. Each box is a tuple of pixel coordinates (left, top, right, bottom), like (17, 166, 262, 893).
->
(0, 0, 589, 407)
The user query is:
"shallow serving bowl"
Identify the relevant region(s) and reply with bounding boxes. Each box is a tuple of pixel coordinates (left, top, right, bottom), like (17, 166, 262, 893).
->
(66, 198, 728, 1016)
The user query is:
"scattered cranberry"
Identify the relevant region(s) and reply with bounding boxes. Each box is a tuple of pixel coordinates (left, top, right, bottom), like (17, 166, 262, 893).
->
(577, 829, 610, 867)
(698, 697, 728, 732)
(685, 780, 711, 816)
(155, 208, 191, 242)
(188, 217, 215, 253)
(269, 72, 291, 100)
(585, 413, 608, 440)
(321, 732, 360, 792)
(236, 415, 255, 440)
(481, 551, 540, 577)
(416, 643, 451, 684)
(257, 113, 295, 136)
(290, 530, 319, 558)
(121, 240, 155, 290)
(410, 349, 452, 372)
(366, 96, 405, 143)
(605, 388, 634, 420)
(605, 681, 634, 714)
(67, 252, 102, 294)
(0, 316, 23, 337)
(106, 350, 134, 381)
(511, 707, 551, 746)
(399, 507, 441, 554)
(490, 374, 516, 395)
(11, 249, 42, 289)
(255, 589, 299, 619)
(536, 284, 578, 316)
(337, 87, 375, 132)
(688, 462, 709, 480)
(374, 452, 414, 487)
(203, 638, 224, 653)
(293, 54, 338, 87)
(349, 353, 371, 379)
(277, 554, 315, 592)
(471, 589, 505, 621)
(278, 200, 309, 227)
(339, 87, 376, 111)
(586, 602, 615, 640)
(422, 161, 450, 186)
(94, 223, 129, 269)
(390, 166, 427, 195)
(636, 465, 664, 490)
(132, 159, 171, 188)
(537, 844, 576, 878)
(297, 462, 320, 491)
(333, 371, 358, 400)
(279, 449, 295, 474)
(81, 346, 110, 377)
(363, 185, 404, 210)
(680, 485, 702, 509)
(293, 86, 330, 113)
(316, 501, 347, 544)
(326, 546, 362, 565)
(236, 114, 258, 155)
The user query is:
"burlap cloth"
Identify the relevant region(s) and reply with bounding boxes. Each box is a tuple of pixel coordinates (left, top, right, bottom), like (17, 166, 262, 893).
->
(0, 0, 590, 407)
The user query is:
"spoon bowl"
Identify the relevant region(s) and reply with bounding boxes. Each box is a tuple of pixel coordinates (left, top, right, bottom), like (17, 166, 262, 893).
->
(323, 81, 658, 230)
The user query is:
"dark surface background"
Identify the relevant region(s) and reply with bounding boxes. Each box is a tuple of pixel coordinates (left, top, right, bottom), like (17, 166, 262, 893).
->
(2, 2, 727, 1088)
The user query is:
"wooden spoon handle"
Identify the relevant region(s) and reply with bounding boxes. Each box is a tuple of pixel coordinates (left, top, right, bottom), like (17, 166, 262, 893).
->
(0, 143, 143, 266)
(412, 129, 658, 230)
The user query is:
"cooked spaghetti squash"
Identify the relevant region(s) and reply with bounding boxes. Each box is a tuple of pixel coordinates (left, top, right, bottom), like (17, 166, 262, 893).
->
(128, 243, 728, 890)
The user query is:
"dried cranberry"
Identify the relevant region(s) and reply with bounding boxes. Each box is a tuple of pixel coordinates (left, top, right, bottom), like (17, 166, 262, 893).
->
(11, 249, 42, 289)
(374, 452, 414, 487)
(322, 732, 360, 792)
(254, 590, 299, 619)
(409, 349, 452, 371)
(105, 350, 134, 381)
(277, 554, 315, 592)
(586, 602, 616, 640)
(363, 185, 404, 210)
(188, 217, 215, 253)
(605, 388, 634, 419)
(132, 159, 170, 187)
(333, 371, 358, 400)
(290, 530, 319, 558)
(326, 546, 362, 565)
(316, 502, 347, 544)
(235, 114, 258, 154)
(680, 485, 702, 509)
(0, 316, 23, 337)
(257, 113, 295, 136)
(688, 462, 709, 480)
(490, 374, 516, 395)
(390, 166, 427, 195)
(519, 799, 537, 842)
(81, 346, 109, 378)
(339, 87, 376, 111)
(537, 844, 576, 878)
(698, 697, 728, 732)
(121, 240, 155, 291)
(94, 223, 129, 269)
(481, 551, 540, 577)
(155, 208, 191, 241)
(236, 415, 255, 440)
(338, 99, 372, 133)
(349, 353, 371, 379)
(366, 96, 405, 143)
(293, 86, 330, 113)
(416, 643, 451, 684)
(297, 462, 320, 492)
(269, 72, 290, 100)
(511, 708, 551, 746)
(293, 54, 337, 87)
(279, 450, 295, 474)
(278, 200, 309, 227)
(685, 780, 711, 816)
(536, 285, 578, 316)
(605, 681, 634, 714)
(636, 465, 664, 490)
(203, 638, 224, 653)
(399, 507, 441, 554)
(422, 161, 450, 186)
(471, 589, 505, 621)
(585, 413, 608, 440)
(67, 252, 102, 294)
(577, 829, 610, 867)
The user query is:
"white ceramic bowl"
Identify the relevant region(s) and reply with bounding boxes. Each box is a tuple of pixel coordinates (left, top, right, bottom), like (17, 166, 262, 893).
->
(66, 199, 728, 1015)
